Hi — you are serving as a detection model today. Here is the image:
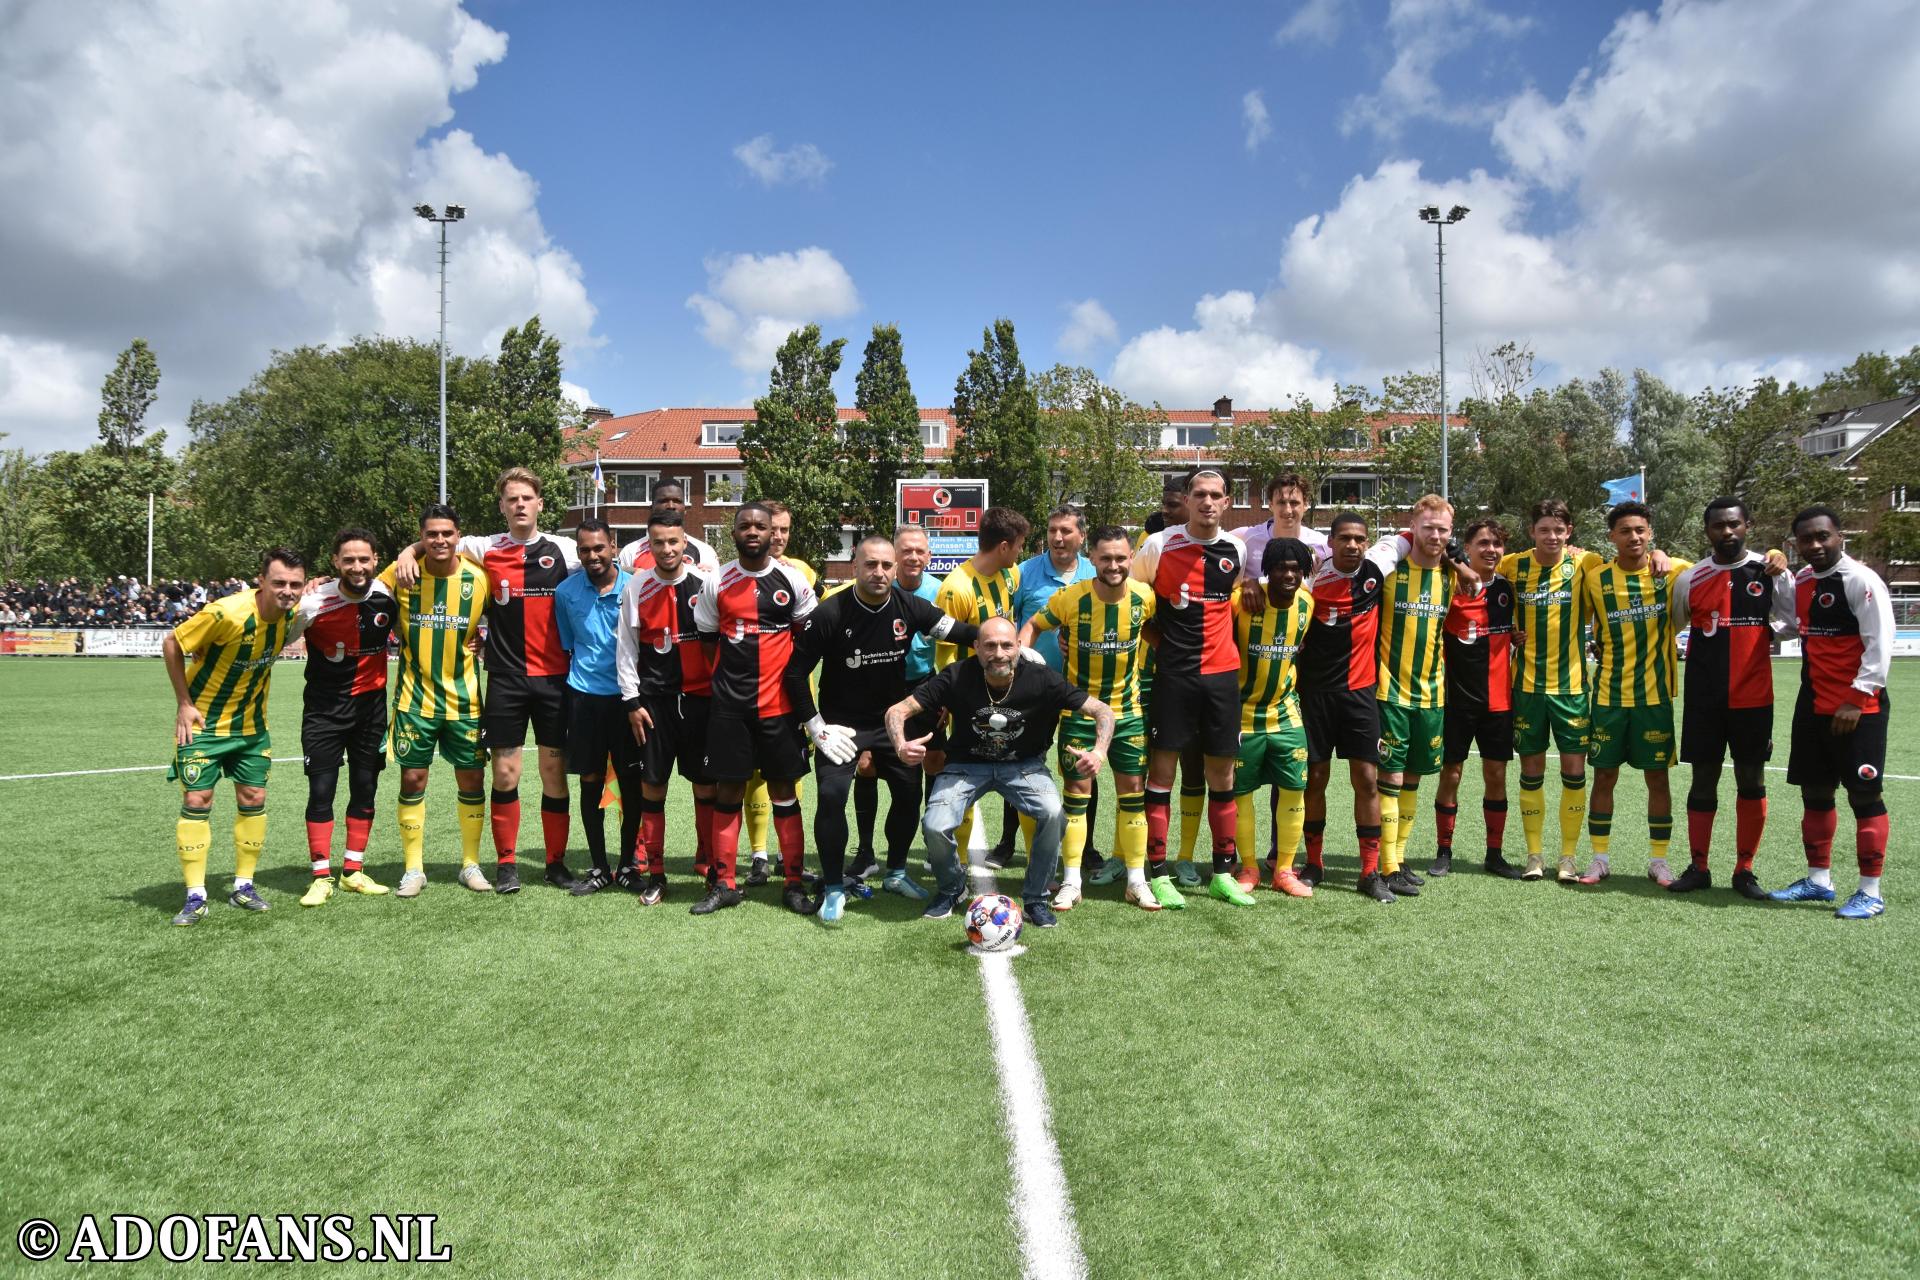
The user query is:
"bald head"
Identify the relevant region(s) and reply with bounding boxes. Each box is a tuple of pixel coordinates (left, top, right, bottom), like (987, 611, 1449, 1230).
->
(976, 615, 1020, 681)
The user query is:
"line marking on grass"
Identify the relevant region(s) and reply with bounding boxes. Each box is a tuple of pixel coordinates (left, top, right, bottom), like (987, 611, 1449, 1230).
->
(965, 858, 1088, 1280)
(0, 760, 300, 782)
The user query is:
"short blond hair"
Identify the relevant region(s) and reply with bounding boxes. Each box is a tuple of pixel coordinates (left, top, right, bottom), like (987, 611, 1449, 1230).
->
(496, 466, 542, 498)
(763, 500, 790, 519)
(1411, 493, 1453, 519)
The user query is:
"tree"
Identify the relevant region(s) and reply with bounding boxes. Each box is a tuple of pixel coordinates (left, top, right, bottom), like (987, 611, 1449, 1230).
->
(1469, 339, 1536, 403)
(1625, 369, 1715, 554)
(739, 324, 849, 570)
(949, 319, 1048, 542)
(1813, 345, 1920, 412)
(1034, 365, 1161, 531)
(1691, 377, 1847, 551)
(0, 448, 54, 581)
(98, 339, 161, 454)
(1218, 388, 1372, 520)
(37, 436, 179, 579)
(843, 323, 925, 541)
(1375, 368, 1473, 513)
(450, 316, 577, 530)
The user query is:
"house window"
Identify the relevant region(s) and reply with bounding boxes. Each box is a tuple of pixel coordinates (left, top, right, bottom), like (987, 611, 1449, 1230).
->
(704, 523, 731, 551)
(614, 472, 656, 504)
(1380, 425, 1415, 445)
(1175, 425, 1218, 448)
(707, 470, 745, 505)
(1894, 486, 1920, 512)
(571, 475, 590, 508)
(826, 528, 858, 562)
(702, 422, 745, 447)
(1334, 428, 1370, 449)
(1320, 475, 1378, 505)
(1232, 478, 1251, 508)
(921, 421, 947, 448)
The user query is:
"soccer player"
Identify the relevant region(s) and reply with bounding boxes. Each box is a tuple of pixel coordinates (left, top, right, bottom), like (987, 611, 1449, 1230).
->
(936, 506, 1029, 862)
(161, 547, 307, 924)
(1133, 467, 1252, 908)
(380, 505, 491, 897)
(614, 510, 717, 903)
(690, 501, 820, 916)
(1434, 519, 1521, 879)
(1577, 501, 1690, 886)
(888, 617, 1114, 929)
(739, 499, 818, 884)
(1235, 537, 1315, 898)
(289, 529, 395, 906)
(786, 535, 978, 921)
(1671, 498, 1788, 898)
(394, 467, 581, 893)
(1019, 525, 1158, 911)
(1141, 481, 1187, 538)
(1012, 508, 1101, 872)
(617, 480, 716, 572)
(553, 519, 632, 898)
(1769, 506, 1894, 919)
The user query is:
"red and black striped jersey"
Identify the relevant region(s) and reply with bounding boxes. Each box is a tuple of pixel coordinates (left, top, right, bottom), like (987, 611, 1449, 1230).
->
(617, 533, 718, 575)
(693, 559, 818, 716)
(1131, 525, 1245, 677)
(617, 564, 713, 700)
(291, 579, 396, 702)
(1299, 541, 1401, 694)
(1784, 556, 1894, 715)
(458, 532, 580, 678)
(1443, 572, 1514, 712)
(1675, 552, 1778, 710)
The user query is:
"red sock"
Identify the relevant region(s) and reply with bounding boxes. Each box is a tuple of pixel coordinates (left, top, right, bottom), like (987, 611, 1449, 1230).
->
(773, 799, 806, 884)
(1304, 820, 1325, 867)
(491, 790, 520, 861)
(1144, 786, 1171, 868)
(639, 801, 667, 877)
(1733, 797, 1766, 873)
(1686, 807, 1715, 871)
(1434, 803, 1458, 854)
(541, 795, 569, 864)
(1358, 826, 1381, 877)
(693, 798, 715, 876)
(1482, 801, 1507, 854)
(1207, 791, 1237, 871)
(305, 820, 333, 874)
(1857, 812, 1888, 877)
(343, 814, 372, 871)
(711, 803, 742, 888)
(1802, 805, 1836, 868)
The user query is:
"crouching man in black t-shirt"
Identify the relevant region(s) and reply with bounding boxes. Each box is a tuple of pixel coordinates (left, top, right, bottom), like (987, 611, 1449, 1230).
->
(886, 616, 1114, 928)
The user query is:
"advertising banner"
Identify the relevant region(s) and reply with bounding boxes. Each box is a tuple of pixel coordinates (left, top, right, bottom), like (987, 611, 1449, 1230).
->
(0, 629, 81, 655)
(898, 479, 988, 575)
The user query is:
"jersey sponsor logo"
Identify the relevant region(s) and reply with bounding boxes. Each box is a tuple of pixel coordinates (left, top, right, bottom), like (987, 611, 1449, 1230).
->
(1642, 729, 1671, 743)
(179, 754, 210, 786)
(1818, 592, 1836, 608)
(539, 555, 555, 569)
(1217, 557, 1234, 573)
(372, 612, 389, 628)
(772, 589, 791, 606)
(461, 580, 474, 601)
(1859, 763, 1879, 781)
(1560, 561, 1575, 579)
(893, 619, 908, 639)
(1746, 581, 1765, 597)
(1495, 590, 1510, 609)
(495, 580, 511, 605)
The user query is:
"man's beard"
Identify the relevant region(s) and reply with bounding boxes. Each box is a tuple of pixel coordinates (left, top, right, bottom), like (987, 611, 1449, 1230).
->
(983, 658, 1016, 681)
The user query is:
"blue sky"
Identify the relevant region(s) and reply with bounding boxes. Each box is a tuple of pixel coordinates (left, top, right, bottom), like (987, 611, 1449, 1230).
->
(1, 0, 1915, 450)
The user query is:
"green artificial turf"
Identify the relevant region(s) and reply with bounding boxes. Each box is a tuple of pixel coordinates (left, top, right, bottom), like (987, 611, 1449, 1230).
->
(1, 657, 1915, 1277)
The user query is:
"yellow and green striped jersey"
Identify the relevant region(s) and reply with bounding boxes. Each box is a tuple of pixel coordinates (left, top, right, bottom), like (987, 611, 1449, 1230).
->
(379, 561, 489, 720)
(172, 592, 293, 736)
(782, 556, 819, 589)
(1500, 549, 1603, 694)
(934, 558, 1020, 669)
(1580, 557, 1692, 708)
(1235, 583, 1311, 732)
(1376, 560, 1454, 709)
(1029, 579, 1155, 719)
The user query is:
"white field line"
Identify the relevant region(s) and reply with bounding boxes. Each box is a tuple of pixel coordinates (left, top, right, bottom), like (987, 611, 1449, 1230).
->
(966, 856, 1088, 1280)
(0, 759, 301, 782)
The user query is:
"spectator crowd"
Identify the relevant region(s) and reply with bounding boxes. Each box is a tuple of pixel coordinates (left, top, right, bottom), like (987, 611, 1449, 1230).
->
(0, 577, 248, 628)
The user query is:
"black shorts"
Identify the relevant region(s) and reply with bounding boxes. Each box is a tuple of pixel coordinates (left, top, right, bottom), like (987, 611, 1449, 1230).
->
(706, 710, 808, 784)
(1301, 686, 1381, 765)
(1147, 670, 1241, 757)
(1444, 700, 1514, 764)
(302, 690, 388, 774)
(636, 692, 713, 787)
(1681, 701, 1774, 768)
(816, 727, 920, 787)
(483, 671, 570, 750)
(1787, 689, 1890, 793)
(566, 691, 641, 777)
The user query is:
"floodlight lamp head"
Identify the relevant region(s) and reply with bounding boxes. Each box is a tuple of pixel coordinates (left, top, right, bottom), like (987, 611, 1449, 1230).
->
(413, 203, 436, 219)
(1418, 205, 1440, 221)
(1447, 205, 1470, 222)
(445, 204, 466, 220)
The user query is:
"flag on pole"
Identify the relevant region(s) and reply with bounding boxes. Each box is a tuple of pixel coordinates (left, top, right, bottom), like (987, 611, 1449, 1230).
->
(592, 456, 606, 495)
(1601, 473, 1643, 505)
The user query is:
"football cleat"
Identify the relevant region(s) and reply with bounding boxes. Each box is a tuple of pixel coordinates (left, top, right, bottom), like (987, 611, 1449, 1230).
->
(1484, 853, 1524, 879)
(458, 864, 493, 893)
(1258, 855, 1279, 882)
(544, 861, 581, 891)
(1429, 852, 1454, 878)
(1088, 858, 1126, 887)
(340, 870, 388, 895)
(228, 884, 270, 912)
(1835, 890, 1886, 920)
(783, 883, 818, 915)
(1521, 855, 1545, 881)
(1385, 868, 1422, 897)
(571, 866, 613, 896)
(1208, 873, 1256, 906)
(395, 869, 427, 898)
(1401, 866, 1426, 886)
(883, 869, 932, 901)
(818, 887, 846, 923)
(688, 884, 743, 915)
(1557, 856, 1581, 884)
(1124, 880, 1163, 911)
(745, 856, 770, 887)
(1172, 859, 1204, 888)
(1300, 861, 1325, 887)
(1051, 882, 1082, 912)
(844, 877, 874, 900)
(1357, 872, 1396, 904)
(1271, 867, 1313, 898)
(1667, 863, 1712, 894)
(613, 864, 642, 894)
(1578, 855, 1611, 885)
(300, 877, 334, 908)
(1645, 857, 1673, 888)
(1149, 874, 1187, 910)
(1770, 877, 1836, 903)
(982, 843, 1019, 872)
(494, 863, 522, 895)
(1731, 870, 1769, 901)
(921, 890, 962, 921)
(639, 874, 666, 907)
(1024, 899, 1058, 928)
(846, 849, 878, 881)
(1234, 866, 1260, 893)
(171, 893, 209, 926)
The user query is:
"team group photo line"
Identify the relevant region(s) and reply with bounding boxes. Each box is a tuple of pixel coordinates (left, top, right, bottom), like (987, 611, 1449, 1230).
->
(161, 463, 1894, 930)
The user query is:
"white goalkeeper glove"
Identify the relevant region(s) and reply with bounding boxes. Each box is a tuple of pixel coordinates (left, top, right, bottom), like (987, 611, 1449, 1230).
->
(804, 715, 859, 765)
(1019, 645, 1046, 665)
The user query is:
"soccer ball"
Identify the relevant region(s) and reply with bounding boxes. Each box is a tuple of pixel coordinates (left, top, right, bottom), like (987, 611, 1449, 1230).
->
(965, 894, 1024, 951)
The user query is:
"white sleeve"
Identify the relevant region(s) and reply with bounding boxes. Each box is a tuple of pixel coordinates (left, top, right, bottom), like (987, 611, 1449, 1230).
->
(1847, 568, 1895, 697)
(617, 540, 642, 573)
(1769, 571, 1799, 637)
(788, 564, 818, 620)
(287, 592, 319, 642)
(692, 573, 720, 635)
(551, 534, 581, 573)
(690, 535, 717, 567)
(1131, 532, 1161, 584)
(456, 535, 490, 562)
(1365, 533, 1410, 573)
(616, 577, 642, 703)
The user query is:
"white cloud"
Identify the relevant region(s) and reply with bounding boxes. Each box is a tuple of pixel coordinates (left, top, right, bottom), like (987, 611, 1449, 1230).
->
(1110, 292, 1336, 410)
(0, 0, 598, 454)
(686, 247, 861, 376)
(733, 134, 834, 187)
(1343, 0, 1532, 138)
(560, 381, 594, 410)
(1242, 90, 1273, 153)
(1276, 0, 1348, 46)
(1060, 299, 1119, 356)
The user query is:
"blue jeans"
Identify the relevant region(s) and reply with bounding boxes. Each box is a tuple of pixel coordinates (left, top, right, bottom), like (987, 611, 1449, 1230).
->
(922, 758, 1064, 904)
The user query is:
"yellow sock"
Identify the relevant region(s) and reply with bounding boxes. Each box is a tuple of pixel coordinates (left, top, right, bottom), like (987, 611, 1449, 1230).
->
(1378, 783, 1403, 873)
(1519, 773, 1546, 857)
(1588, 808, 1612, 857)
(1235, 794, 1257, 869)
(1019, 811, 1036, 855)
(457, 789, 485, 866)
(1062, 793, 1089, 870)
(1116, 790, 1147, 869)
(176, 805, 211, 893)
(1274, 788, 1307, 872)
(1398, 786, 1420, 867)
(233, 804, 266, 881)
(399, 790, 426, 873)
(1558, 774, 1586, 858)
(1649, 813, 1672, 863)
(744, 774, 770, 854)
(1178, 784, 1205, 860)
(955, 805, 976, 857)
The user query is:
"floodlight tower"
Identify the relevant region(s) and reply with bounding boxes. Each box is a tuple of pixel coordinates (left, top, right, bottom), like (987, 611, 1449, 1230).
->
(1418, 203, 1469, 501)
(414, 203, 467, 502)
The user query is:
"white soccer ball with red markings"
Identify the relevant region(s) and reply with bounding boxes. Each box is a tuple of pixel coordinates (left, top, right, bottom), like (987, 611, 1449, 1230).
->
(966, 894, 1024, 951)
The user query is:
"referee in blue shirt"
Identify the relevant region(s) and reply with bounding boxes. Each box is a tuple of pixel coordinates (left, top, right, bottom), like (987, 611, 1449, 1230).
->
(554, 519, 636, 896)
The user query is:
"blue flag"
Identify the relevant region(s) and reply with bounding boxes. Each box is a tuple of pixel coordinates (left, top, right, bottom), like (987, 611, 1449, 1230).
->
(1601, 474, 1643, 504)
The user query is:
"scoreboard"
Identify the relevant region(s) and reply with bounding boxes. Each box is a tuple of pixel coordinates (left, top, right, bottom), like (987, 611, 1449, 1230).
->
(897, 480, 988, 574)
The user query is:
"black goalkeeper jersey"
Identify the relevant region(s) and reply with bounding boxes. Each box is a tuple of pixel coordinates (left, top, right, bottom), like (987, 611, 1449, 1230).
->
(786, 585, 976, 729)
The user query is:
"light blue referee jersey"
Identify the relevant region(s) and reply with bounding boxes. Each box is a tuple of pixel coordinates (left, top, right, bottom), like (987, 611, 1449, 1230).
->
(555, 568, 630, 695)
